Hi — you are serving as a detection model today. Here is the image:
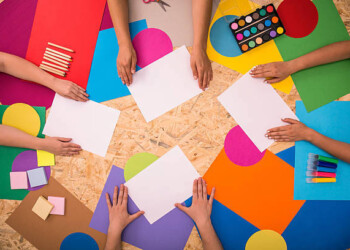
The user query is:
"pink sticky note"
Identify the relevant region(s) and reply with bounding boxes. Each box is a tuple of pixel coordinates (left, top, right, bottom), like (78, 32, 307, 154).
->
(10, 172, 28, 189)
(48, 196, 65, 215)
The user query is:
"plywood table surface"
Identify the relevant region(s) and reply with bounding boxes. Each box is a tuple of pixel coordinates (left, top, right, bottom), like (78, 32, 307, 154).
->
(0, 0, 349, 249)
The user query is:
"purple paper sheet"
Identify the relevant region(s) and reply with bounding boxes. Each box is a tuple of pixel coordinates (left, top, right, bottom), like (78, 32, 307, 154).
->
(89, 166, 194, 250)
(100, 3, 114, 31)
(0, 0, 55, 108)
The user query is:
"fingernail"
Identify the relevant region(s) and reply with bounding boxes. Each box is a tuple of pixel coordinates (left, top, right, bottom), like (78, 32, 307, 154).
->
(267, 130, 270, 133)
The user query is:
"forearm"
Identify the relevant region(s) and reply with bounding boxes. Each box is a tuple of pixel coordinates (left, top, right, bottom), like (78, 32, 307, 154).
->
(289, 40, 350, 74)
(104, 230, 122, 250)
(192, 0, 212, 49)
(197, 220, 223, 250)
(0, 52, 56, 90)
(307, 129, 350, 163)
(107, 0, 132, 46)
(0, 125, 46, 150)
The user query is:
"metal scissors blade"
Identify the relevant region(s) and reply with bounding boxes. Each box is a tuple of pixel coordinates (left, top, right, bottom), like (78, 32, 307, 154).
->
(157, 0, 170, 12)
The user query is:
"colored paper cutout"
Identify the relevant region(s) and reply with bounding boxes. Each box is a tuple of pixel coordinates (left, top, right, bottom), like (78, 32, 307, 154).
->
(25, 0, 106, 90)
(224, 125, 265, 166)
(2, 103, 41, 136)
(132, 28, 173, 68)
(218, 72, 298, 152)
(10, 172, 29, 190)
(32, 195, 53, 220)
(87, 20, 148, 103)
(275, 0, 350, 112)
(294, 101, 350, 200)
(276, 146, 295, 167)
(27, 167, 48, 188)
(43, 94, 120, 157)
(0, 0, 56, 109)
(129, 46, 202, 122)
(203, 126, 305, 234)
(207, 0, 294, 94)
(60, 232, 99, 250)
(48, 196, 65, 215)
(37, 150, 55, 166)
(0, 105, 46, 200)
(90, 166, 194, 250)
(124, 152, 158, 181)
(277, 0, 318, 38)
(100, 4, 114, 31)
(184, 198, 259, 250)
(210, 15, 242, 57)
(12, 150, 51, 191)
(246, 230, 287, 250)
(6, 177, 106, 249)
(125, 146, 200, 224)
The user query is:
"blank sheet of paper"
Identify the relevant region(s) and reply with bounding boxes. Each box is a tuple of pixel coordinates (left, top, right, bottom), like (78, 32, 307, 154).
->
(125, 146, 200, 224)
(218, 72, 298, 152)
(128, 46, 202, 122)
(43, 94, 120, 157)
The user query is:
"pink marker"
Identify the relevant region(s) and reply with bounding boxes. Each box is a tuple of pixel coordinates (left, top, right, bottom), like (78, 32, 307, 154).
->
(306, 171, 336, 178)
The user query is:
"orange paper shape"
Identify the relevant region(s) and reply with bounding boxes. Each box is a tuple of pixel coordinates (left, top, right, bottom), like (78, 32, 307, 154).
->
(204, 149, 305, 234)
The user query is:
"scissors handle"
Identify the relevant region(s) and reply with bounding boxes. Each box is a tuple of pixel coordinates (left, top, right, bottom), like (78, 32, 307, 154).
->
(143, 0, 154, 3)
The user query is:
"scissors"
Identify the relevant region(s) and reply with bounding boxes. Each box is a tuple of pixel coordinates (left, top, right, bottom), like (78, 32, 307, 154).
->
(143, 0, 170, 12)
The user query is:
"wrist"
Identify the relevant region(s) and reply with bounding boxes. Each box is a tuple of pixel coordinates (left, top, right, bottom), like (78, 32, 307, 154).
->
(43, 73, 57, 90)
(193, 42, 207, 53)
(34, 138, 47, 151)
(195, 217, 212, 231)
(304, 127, 316, 142)
(288, 58, 304, 74)
(107, 226, 123, 237)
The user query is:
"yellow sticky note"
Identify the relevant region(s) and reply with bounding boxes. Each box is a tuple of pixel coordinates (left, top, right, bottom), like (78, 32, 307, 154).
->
(37, 150, 55, 166)
(208, 0, 294, 94)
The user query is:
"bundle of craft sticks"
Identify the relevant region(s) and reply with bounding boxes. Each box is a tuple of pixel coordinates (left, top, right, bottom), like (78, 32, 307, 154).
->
(39, 42, 74, 77)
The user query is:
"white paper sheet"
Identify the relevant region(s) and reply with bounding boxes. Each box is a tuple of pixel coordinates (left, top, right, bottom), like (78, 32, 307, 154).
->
(217, 71, 298, 152)
(43, 94, 120, 157)
(128, 46, 202, 123)
(125, 146, 200, 224)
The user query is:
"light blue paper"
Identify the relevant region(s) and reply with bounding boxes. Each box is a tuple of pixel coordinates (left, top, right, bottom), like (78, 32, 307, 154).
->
(294, 101, 350, 200)
(86, 20, 147, 103)
(27, 167, 48, 188)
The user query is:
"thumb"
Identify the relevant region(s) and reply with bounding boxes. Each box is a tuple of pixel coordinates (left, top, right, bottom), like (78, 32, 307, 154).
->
(282, 118, 298, 124)
(129, 211, 144, 222)
(175, 203, 190, 215)
(56, 137, 72, 142)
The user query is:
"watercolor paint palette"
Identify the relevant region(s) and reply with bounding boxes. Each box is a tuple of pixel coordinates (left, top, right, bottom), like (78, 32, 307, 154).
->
(230, 4, 285, 53)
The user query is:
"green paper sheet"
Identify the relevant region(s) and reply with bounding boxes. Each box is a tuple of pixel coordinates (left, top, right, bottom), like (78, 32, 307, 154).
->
(275, 0, 350, 112)
(0, 105, 46, 200)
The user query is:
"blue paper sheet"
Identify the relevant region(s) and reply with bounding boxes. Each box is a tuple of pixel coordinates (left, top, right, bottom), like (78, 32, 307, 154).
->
(276, 147, 350, 249)
(294, 101, 350, 200)
(86, 20, 147, 102)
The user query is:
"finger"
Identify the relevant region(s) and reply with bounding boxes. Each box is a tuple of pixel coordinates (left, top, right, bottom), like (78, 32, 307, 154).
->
(120, 68, 129, 85)
(57, 137, 72, 142)
(275, 138, 292, 142)
(122, 185, 128, 206)
(197, 177, 203, 199)
(202, 178, 207, 199)
(209, 187, 215, 206)
(113, 186, 118, 206)
(282, 118, 299, 124)
(193, 179, 198, 201)
(191, 62, 198, 80)
(250, 64, 267, 74)
(266, 125, 289, 133)
(267, 131, 288, 137)
(270, 136, 291, 140)
(76, 84, 89, 96)
(105, 193, 112, 212)
(125, 67, 132, 86)
(64, 143, 81, 149)
(209, 66, 213, 81)
(74, 86, 89, 101)
(71, 90, 87, 102)
(175, 203, 190, 215)
(130, 211, 144, 222)
(198, 70, 204, 90)
(203, 72, 209, 90)
(131, 57, 137, 74)
(265, 78, 282, 84)
(118, 184, 124, 205)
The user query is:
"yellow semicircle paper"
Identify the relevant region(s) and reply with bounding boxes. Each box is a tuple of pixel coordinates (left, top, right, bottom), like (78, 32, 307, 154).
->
(124, 152, 159, 181)
(208, 0, 294, 94)
(2, 103, 41, 136)
(245, 230, 287, 250)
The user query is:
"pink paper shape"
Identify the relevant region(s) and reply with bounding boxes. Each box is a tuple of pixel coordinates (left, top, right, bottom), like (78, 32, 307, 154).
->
(48, 196, 65, 215)
(11, 150, 51, 191)
(10, 172, 28, 189)
(132, 28, 173, 68)
(224, 126, 266, 166)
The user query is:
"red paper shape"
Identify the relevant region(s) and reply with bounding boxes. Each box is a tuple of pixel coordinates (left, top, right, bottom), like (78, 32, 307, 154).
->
(25, 0, 107, 89)
(277, 0, 318, 38)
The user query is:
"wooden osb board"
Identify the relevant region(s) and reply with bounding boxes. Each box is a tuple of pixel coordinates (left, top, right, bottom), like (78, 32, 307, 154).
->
(1, 0, 350, 249)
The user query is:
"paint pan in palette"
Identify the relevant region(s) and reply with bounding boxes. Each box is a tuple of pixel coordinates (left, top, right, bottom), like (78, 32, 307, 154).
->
(229, 4, 285, 53)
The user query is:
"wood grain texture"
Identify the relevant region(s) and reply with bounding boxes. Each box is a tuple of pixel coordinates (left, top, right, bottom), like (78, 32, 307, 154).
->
(0, 0, 349, 249)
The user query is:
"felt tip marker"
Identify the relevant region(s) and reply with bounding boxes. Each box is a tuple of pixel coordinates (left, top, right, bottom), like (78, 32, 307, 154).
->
(306, 171, 336, 178)
(309, 153, 338, 165)
(307, 159, 337, 168)
(306, 178, 336, 183)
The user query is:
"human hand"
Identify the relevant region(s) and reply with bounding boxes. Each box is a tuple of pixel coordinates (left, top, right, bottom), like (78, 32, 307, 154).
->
(117, 44, 137, 86)
(190, 47, 213, 90)
(175, 177, 215, 228)
(266, 118, 314, 142)
(41, 136, 82, 156)
(52, 78, 89, 102)
(106, 185, 144, 236)
(250, 61, 294, 83)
